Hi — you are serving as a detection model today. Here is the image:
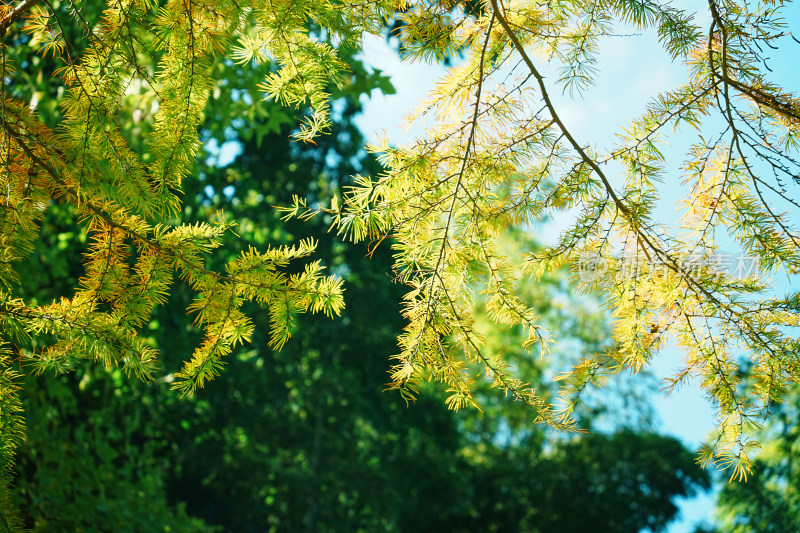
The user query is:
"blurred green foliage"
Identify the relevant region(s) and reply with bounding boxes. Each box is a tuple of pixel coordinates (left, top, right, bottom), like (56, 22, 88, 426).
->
(699, 386, 800, 533)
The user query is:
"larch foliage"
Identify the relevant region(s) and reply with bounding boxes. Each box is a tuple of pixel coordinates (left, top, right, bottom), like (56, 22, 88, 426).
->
(0, 0, 798, 502)
(286, 0, 800, 481)
(0, 0, 383, 519)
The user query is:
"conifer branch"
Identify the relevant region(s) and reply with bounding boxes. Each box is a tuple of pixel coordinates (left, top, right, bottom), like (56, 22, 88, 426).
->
(489, 0, 657, 260)
(0, 0, 40, 34)
(414, 13, 495, 364)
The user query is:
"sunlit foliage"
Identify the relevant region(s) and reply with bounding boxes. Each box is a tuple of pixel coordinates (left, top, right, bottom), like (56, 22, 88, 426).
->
(289, 0, 800, 480)
(1, 0, 799, 502)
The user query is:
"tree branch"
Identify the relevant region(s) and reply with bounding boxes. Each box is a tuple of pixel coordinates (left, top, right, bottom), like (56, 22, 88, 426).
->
(0, 0, 41, 34)
(488, 0, 653, 261)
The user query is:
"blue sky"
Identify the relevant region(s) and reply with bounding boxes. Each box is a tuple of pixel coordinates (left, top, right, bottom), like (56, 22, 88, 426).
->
(354, 4, 799, 531)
